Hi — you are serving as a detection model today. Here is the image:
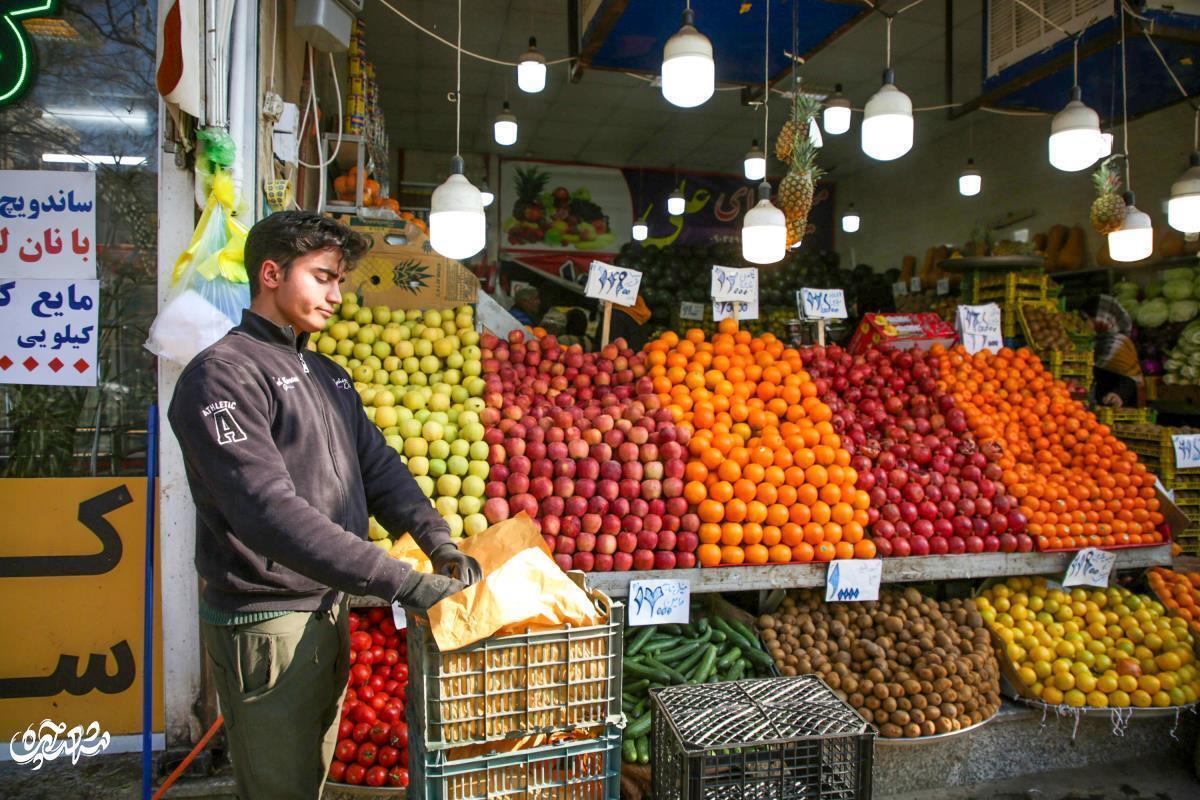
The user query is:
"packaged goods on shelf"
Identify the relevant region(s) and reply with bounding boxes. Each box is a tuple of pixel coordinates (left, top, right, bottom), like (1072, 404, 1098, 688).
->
(848, 313, 957, 354)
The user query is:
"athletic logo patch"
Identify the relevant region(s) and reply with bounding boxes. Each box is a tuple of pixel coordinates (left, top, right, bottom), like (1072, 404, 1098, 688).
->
(274, 375, 300, 392)
(211, 407, 247, 445)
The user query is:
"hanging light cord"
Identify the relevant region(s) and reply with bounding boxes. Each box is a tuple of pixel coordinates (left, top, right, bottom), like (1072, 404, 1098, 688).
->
(885, 16, 893, 70)
(377, 0, 573, 67)
(1120, 4, 1131, 192)
(455, 0, 462, 158)
(763, 0, 770, 149)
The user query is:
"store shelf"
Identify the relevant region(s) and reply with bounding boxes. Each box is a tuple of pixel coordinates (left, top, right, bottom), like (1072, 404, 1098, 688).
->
(347, 546, 1170, 605)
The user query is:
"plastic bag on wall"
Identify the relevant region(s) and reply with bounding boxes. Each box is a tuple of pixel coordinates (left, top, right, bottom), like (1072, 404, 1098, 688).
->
(145, 169, 250, 365)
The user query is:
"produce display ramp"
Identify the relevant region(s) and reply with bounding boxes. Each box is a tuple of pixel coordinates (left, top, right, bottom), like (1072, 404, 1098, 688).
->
(349, 547, 1171, 606)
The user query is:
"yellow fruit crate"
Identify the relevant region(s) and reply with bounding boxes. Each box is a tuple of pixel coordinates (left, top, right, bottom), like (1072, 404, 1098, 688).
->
(1094, 407, 1156, 427)
(963, 272, 1047, 305)
(1017, 301, 1091, 358)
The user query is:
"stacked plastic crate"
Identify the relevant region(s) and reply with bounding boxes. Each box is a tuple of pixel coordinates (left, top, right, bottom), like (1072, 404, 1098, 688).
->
(405, 578, 625, 800)
(962, 272, 1047, 339)
(1113, 422, 1200, 554)
(652, 675, 875, 800)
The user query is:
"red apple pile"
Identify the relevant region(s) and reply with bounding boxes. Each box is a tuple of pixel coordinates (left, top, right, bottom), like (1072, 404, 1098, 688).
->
(477, 331, 698, 572)
(330, 608, 409, 789)
(798, 345, 1031, 558)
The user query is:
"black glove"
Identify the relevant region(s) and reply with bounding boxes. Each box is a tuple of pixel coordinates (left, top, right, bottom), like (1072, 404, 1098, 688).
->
(393, 571, 465, 610)
(430, 543, 483, 586)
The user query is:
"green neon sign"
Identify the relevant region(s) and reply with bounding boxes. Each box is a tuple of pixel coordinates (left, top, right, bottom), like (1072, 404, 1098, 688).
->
(0, 1, 58, 107)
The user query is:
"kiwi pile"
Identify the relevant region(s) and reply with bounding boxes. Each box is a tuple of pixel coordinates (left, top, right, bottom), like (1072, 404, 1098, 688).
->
(757, 587, 1002, 738)
(1024, 304, 1077, 352)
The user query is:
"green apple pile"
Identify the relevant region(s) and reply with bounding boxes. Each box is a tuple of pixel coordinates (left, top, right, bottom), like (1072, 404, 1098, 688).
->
(309, 295, 490, 543)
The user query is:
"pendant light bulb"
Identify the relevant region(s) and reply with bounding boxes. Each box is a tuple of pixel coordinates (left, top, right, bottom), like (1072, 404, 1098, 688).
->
(493, 102, 518, 146)
(1108, 191, 1153, 262)
(861, 70, 913, 161)
(1168, 152, 1200, 234)
(742, 182, 786, 264)
(823, 84, 851, 135)
(1048, 86, 1102, 172)
(661, 7, 714, 108)
(959, 159, 981, 196)
(480, 181, 494, 208)
(632, 221, 648, 241)
(667, 188, 686, 217)
(517, 37, 547, 93)
(430, 155, 486, 260)
(743, 139, 766, 181)
(1097, 131, 1114, 161)
(841, 204, 860, 234)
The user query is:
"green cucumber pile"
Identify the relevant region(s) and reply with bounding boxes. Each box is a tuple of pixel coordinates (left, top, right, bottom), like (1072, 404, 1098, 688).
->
(620, 615, 775, 764)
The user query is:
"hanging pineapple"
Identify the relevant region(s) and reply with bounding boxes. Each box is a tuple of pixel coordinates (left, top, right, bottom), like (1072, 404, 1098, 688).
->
(1090, 158, 1127, 235)
(775, 93, 823, 249)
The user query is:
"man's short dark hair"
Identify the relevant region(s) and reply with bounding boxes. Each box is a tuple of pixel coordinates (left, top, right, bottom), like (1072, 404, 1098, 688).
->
(244, 211, 372, 298)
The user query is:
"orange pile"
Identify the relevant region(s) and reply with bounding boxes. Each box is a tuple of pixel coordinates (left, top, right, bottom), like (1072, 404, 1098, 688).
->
(936, 345, 1164, 551)
(644, 319, 874, 566)
(1148, 567, 1200, 636)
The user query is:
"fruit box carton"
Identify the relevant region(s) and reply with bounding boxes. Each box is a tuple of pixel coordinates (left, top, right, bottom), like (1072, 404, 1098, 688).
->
(848, 313, 957, 354)
(342, 217, 481, 310)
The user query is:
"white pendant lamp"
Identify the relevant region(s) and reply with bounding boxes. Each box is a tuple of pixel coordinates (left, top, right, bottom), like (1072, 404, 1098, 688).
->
(1048, 87, 1103, 172)
(661, 4, 714, 108)
(1097, 130, 1114, 161)
(493, 102, 517, 146)
(862, 70, 913, 161)
(430, 1, 485, 261)
(1168, 152, 1200, 233)
(632, 221, 648, 241)
(667, 188, 685, 216)
(480, 181, 495, 208)
(823, 84, 851, 135)
(743, 182, 786, 263)
(841, 204, 860, 233)
(1109, 192, 1153, 262)
(959, 159, 981, 196)
(744, 139, 766, 181)
(517, 37, 547, 93)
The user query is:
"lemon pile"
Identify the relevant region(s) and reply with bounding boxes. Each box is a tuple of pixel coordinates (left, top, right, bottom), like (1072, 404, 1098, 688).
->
(310, 298, 489, 542)
(977, 577, 1200, 709)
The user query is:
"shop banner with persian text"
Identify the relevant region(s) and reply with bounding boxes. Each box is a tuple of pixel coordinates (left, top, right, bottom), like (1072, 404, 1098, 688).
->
(499, 159, 834, 288)
(0, 478, 163, 746)
(0, 171, 97, 280)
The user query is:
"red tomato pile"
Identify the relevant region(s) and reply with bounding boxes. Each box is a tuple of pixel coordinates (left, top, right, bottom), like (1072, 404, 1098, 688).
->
(329, 608, 410, 788)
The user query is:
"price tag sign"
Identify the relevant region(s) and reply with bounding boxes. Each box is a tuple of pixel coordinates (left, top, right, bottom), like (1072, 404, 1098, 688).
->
(892, 281, 908, 297)
(798, 288, 848, 320)
(936, 278, 950, 296)
(391, 601, 408, 630)
(712, 298, 758, 321)
(825, 560, 882, 602)
(1062, 547, 1117, 588)
(679, 301, 705, 321)
(909, 277, 922, 293)
(1172, 434, 1200, 470)
(585, 261, 642, 308)
(956, 303, 1003, 355)
(628, 579, 690, 626)
(711, 265, 758, 303)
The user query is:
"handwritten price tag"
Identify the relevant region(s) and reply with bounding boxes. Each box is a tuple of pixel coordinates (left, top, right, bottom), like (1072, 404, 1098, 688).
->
(1172, 434, 1200, 470)
(798, 288, 848, 320)
(825, 560, 882, 602)
(712, 298, 758, 322)
(892, 281, 908, 297)
(909, 277, 922, 293)
(711, 265, 758, 303)
(1062, 547, 1117, 588)
(585, 261, 642, 307)
(936, 278, 950, 296)
(628, 579, 690, 626)
(679, 301, 705, 321)
(956, 303, 1003, 355)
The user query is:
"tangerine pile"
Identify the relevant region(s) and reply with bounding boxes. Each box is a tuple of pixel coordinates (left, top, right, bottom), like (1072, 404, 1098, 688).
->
(644, 319, 874, 567)
(936, 345, 1165, 551)
(1148, 567, 1200, 637)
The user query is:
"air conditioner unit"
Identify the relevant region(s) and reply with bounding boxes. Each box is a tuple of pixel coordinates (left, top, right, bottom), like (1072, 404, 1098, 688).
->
(295, 0, 363, 53)
(986, 0, 1112, 78)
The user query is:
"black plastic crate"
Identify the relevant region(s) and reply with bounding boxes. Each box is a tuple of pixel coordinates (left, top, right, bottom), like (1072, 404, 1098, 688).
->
(652, 676, 875, 800)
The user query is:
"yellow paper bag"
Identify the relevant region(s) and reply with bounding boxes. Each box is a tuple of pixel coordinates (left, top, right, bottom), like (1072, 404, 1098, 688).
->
(388, 513, 603, 651)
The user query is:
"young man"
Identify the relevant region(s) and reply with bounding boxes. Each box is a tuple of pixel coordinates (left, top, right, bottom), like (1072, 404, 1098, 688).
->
(168, 211, 481, 798)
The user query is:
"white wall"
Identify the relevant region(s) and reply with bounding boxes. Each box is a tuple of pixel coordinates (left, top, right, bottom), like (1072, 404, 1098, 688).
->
(834, 102, 1196, 272)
